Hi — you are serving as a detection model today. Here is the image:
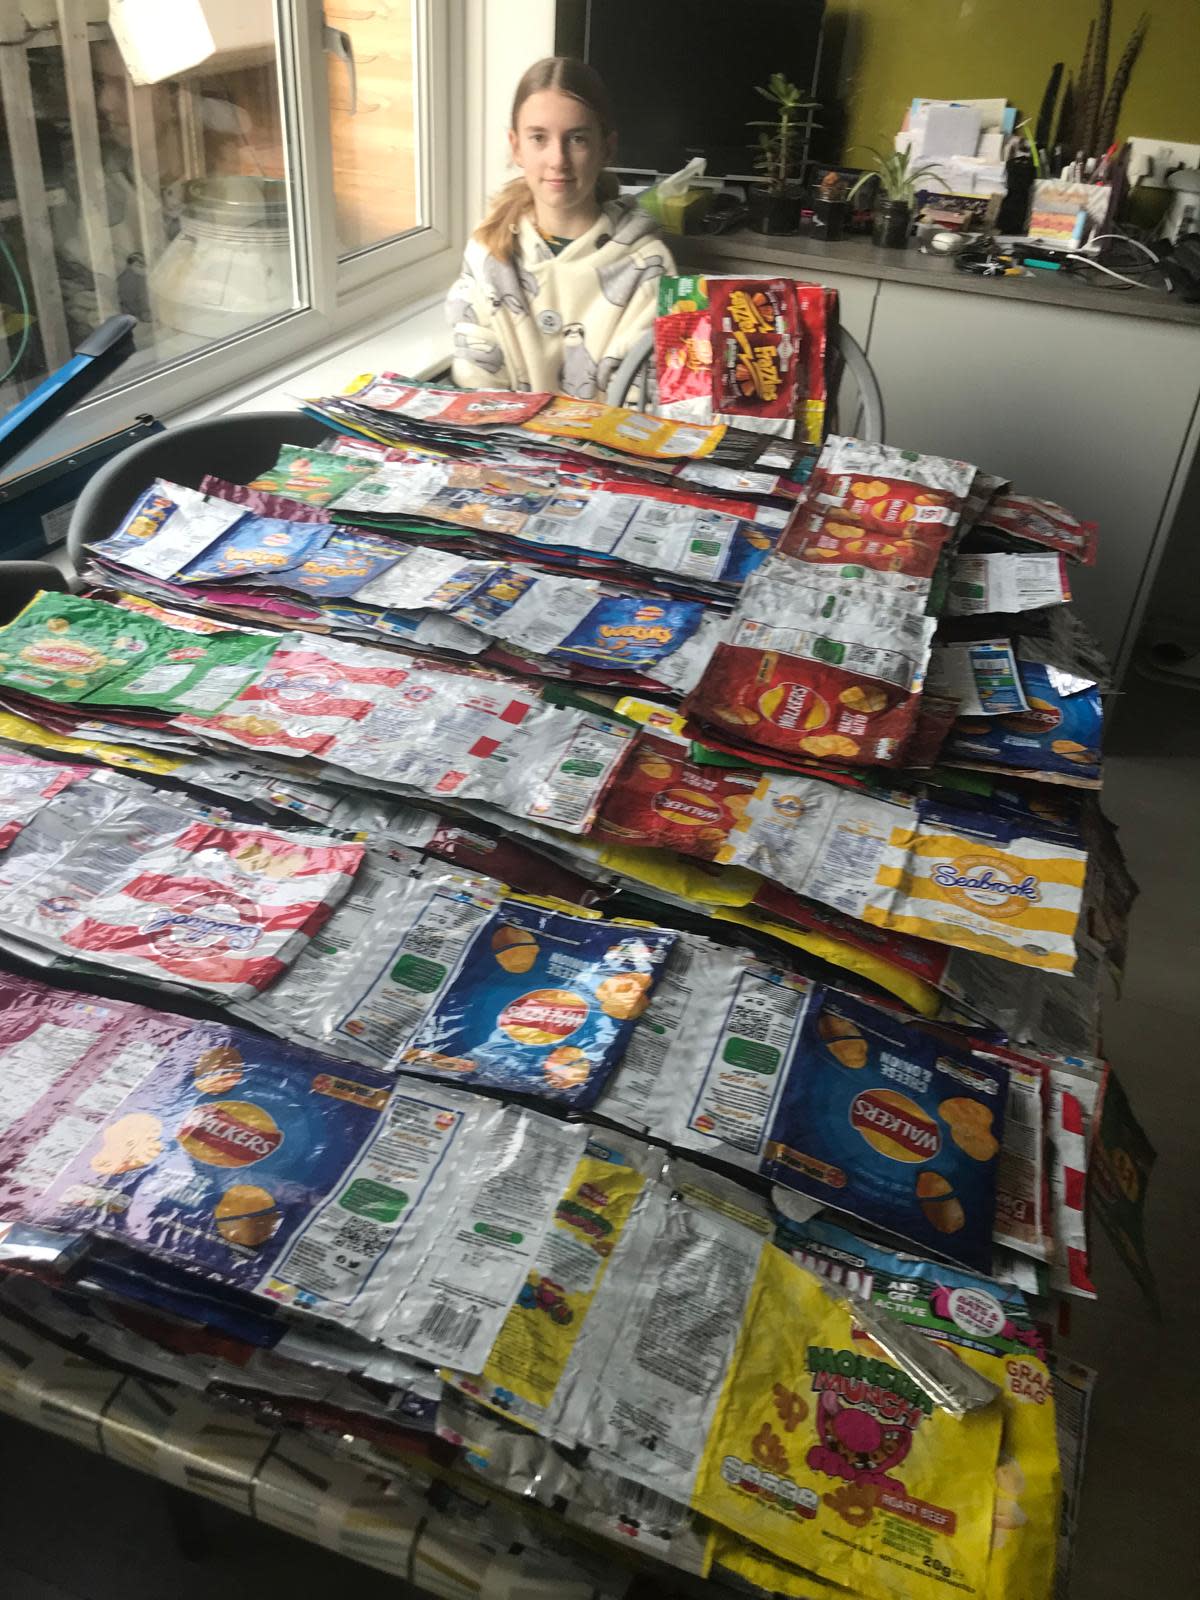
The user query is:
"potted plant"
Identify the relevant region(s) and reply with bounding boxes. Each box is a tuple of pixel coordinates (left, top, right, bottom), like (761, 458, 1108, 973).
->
(746, 73, 819, 234)
(848, 146, 946, 248)
(812, 170, 849, 241)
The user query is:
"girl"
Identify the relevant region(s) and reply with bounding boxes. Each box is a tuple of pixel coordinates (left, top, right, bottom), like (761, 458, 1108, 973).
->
(447, 57, 674, 397)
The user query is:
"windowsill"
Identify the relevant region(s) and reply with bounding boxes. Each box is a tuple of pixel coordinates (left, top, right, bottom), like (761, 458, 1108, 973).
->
(172, 291, 453, 425)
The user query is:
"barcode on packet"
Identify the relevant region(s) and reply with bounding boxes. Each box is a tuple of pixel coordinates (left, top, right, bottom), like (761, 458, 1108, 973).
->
(728, 1002, 773, 1044)
(329, 1216, 391, 1260)
(415, 1297, 483, 1358)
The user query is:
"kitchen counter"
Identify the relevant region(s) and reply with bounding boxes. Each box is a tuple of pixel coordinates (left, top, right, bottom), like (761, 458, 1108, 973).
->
(676, 229, 1200, 325)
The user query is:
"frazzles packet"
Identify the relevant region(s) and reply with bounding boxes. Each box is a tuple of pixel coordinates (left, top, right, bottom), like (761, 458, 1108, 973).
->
(711, 278, 800, 432)
(764, 987, 1009, 1272)
(399, 900, 676, 1109)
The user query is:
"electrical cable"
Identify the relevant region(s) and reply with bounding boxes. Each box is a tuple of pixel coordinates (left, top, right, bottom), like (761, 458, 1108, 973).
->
(0, 229, 32, 385)
(1065, 253, 1165, 291)
(1081, 231, 1164, 266)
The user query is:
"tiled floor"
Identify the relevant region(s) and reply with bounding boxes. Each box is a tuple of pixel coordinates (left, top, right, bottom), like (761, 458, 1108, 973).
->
(0, 671, 1196, 1599)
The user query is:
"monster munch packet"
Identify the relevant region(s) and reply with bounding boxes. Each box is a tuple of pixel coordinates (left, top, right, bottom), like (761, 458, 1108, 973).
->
(693, 1244, 1005, 1600)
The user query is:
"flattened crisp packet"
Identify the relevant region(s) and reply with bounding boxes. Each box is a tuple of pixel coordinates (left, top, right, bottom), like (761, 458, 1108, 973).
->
(693, 1245, 1005, 1600)
(399, 901, 676, 1110)
(774, 1215, 1060, 1600)
(763, 988, 1008, 1273)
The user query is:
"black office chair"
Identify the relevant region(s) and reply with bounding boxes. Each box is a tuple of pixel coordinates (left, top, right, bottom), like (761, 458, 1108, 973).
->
(63, 409, 329, 581)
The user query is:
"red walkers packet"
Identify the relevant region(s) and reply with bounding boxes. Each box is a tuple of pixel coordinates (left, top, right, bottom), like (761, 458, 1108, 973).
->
(686, 641, 926, 768)
(781, 502, 953, 580)
(592, 732, 757, 856)
(980, 493, 1099, 565)
(710, 278, 800, 424)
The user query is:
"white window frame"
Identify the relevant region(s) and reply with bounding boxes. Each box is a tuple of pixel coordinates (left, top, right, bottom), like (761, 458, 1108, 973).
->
(15, 0, 471, 464)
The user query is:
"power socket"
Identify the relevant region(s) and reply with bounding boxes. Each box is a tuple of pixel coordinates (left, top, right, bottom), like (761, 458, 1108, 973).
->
(1126, 137, 1200, 184)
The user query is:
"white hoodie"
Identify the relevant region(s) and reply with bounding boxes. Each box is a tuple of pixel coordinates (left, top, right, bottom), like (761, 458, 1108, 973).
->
(446, 197, 675, 397)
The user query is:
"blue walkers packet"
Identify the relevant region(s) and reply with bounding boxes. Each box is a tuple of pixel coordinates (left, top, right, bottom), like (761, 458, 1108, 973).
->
(399, 900, 676, 1109)
(944, 659, 1103, 783)
(32, 1023, 392, 1293)
(764, 988, 1008, 1272)
(552, 595, 706, 671)
(179, 515, 331, 585)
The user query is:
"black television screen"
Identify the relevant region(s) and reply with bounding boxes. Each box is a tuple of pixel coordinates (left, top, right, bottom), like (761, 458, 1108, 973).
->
(559, 0, 825, 177)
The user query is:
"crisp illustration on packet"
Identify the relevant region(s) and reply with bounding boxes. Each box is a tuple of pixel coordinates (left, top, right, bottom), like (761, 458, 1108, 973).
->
(400, 901, 676, 1108)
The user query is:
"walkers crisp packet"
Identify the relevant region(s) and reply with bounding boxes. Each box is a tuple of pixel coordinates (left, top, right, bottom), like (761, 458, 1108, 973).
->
(763, 989, 1008, 1272)
(399, 900, 676, 1110)
(943, 659, 1103, 785)
(30, 1022, 393, 1294)
(693, 1245, 1004, 1600)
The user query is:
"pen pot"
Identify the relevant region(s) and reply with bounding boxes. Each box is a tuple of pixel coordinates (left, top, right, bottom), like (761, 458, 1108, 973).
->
(873, 198, 912, 249)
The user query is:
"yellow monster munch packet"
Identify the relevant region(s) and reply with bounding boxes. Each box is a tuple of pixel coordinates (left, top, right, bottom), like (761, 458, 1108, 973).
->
(693, 1246, 1004, 1600)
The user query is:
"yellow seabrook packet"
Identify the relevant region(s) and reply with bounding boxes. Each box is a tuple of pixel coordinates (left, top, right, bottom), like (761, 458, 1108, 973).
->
(863, 823, 1087, 974)
(693, 1247, 1004, 1600)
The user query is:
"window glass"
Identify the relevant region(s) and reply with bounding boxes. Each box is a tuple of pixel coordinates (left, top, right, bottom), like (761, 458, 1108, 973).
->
(0, 6, 299, 402)
(326, 0, 422, 258)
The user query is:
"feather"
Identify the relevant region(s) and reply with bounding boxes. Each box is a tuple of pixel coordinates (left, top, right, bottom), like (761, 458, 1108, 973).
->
(1096, 13, 1149, 156)
(1035, 62, 1063, 154)
(1075, 17, 1095, 155)
(1054, 72, 1076, 156)
(1082, 0, 1112, 158)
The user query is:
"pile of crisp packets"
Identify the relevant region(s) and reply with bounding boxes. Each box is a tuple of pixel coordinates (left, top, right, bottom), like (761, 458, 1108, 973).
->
(0, 303, 1153, 1600)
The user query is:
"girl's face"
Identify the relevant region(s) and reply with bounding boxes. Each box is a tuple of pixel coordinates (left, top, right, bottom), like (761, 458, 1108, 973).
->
(509, 88, 615, 232)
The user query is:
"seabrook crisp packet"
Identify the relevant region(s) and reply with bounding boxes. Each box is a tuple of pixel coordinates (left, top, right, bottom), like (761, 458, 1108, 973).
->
(0, 752, 88, 852)
(399, 901, 676, 1110)
(764, 988, 1009, 1271)
(859, 806, 1089, 973)
(693, 1245, 1005, 1600)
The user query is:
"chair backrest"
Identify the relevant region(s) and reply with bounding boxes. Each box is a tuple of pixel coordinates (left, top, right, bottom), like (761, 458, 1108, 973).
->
(605, 322, 885, 443)
(64, 410, 329, 577)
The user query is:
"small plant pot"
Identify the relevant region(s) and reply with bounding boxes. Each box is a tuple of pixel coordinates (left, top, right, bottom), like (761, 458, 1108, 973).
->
(812, 198, 848, 241)
(747, 187, 802, 235)
(873, 198, 912, 249)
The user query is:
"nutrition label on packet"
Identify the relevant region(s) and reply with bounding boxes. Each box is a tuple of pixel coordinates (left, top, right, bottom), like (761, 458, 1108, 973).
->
(265, 1084, 478, 1312)
(329, 884, 498, 1068)
(380, 1112, 587, 1371)
(676, 967, 813, 1169)
(571, 1196, 763, 1503)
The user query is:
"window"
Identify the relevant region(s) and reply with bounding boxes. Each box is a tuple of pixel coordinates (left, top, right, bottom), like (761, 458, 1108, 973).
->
(0, 0, 466, 452)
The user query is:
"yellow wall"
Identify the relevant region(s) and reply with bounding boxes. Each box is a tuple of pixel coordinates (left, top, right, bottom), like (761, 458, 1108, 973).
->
(823, 1, 1200, 162)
